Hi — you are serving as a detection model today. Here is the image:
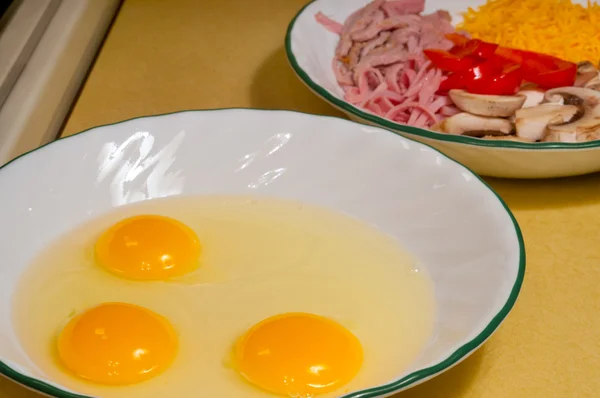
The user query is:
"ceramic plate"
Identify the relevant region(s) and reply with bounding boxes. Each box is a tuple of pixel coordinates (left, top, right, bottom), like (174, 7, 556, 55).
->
(0, 109, 524, 397)
(285, 0, 600, 179)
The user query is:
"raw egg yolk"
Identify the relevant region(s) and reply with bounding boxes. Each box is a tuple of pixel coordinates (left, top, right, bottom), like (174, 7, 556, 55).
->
(95, 215, 201, 280)
(234, 312, 363, 396)
(57, 302, 178, 385)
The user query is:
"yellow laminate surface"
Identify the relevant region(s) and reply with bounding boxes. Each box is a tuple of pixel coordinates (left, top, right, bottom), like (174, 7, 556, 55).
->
(2, 0, 600, 397)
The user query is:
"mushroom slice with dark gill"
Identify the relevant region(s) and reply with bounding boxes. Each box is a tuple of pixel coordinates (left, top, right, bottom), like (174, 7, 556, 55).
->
(449, 90, 526, 117)
(436, 112, 514, 136)
(514, 103, 579, 141)
(543, 87, 600, 142)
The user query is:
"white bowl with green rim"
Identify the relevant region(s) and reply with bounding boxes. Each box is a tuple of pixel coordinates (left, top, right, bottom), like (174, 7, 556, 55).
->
(0, 109, 524, 397)
(285, 0, 599, 179)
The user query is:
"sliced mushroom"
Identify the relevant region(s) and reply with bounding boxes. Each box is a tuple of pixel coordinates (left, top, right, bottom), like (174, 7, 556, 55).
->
(584, 73, 600, 91)
(449, 90, 526, 117)
(514, 103, 579, 141)
(439, 112, 514, 136)
(518, 87, 546, 108)
(482, 135, 534, 142)
(544, 87, 600, 137)
(576, 131, 600, 142)
(544, 87, 586, 107)
(575, 61, 599, 87)
(541, 131, 577, 143)
(430, 121, 444, 132)
(545, 93, 565, 105)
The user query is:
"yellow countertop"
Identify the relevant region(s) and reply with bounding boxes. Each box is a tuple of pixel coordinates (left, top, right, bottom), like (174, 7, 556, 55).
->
(2, 0, 600, 397)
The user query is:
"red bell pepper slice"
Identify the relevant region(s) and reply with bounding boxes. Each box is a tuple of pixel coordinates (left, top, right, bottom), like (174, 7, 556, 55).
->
(466, 63, 523, 96)
(495, 48, 556, 69)
(427, 37, 576, 96)
(450, 39, 499, 60)
(438, 61, 500, 93)
(485, 53, 517, 69)
(445, 33, 470, 46)
(438, 61, 522, 96)
(438, 73, 466, 93)
(493, 47, 526, 65)
(529, 62, 576, 88)
(423, 49, 475, 73)
(520, 57, 576, 88)
(494, 47, 576, 88)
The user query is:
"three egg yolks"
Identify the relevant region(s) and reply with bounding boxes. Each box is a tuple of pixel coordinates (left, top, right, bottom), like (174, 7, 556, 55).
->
(63, 216, 364, 394)
(57, 302, 178, 385)
(95, 215, 201, 280)
(234, 312, 364, 396)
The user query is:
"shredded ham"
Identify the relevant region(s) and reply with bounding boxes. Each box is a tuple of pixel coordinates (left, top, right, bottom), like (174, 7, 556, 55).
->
(316, 0, 460, 128)
(315, 12, 343, 35)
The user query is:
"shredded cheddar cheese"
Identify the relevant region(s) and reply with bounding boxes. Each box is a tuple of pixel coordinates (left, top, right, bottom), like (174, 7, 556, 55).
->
(457, 0, 600, 63)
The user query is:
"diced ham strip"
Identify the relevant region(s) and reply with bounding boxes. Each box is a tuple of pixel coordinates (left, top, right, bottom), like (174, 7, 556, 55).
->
(361, 31, 391, 58)
(348, 0, 386, 35)
(382, 0, 426, 16)
(316, 0, 456, 128)
(336, 8, 364, 57)
(314, 12, 343, 35)
(332, 59, 354, 86)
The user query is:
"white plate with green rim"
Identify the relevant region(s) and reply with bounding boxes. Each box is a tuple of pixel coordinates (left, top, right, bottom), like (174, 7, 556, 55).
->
(285, 0, 599, 179)
(0, 109, 524, 397)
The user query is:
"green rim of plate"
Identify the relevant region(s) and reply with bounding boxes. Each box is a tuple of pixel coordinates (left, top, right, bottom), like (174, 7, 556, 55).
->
(285, 0, 600, 151)
(0, 108, 526, 398)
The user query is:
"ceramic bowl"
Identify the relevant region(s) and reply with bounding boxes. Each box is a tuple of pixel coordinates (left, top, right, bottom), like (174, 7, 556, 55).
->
(285, 0, 600, 179)
(0, 109, 524, 397)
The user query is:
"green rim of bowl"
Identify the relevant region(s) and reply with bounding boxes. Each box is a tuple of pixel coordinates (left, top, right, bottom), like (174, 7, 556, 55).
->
(0, 108, 526, 398)
(285, 0, 600, 151)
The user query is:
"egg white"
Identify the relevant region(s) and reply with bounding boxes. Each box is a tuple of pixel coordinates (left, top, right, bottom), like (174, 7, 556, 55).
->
(12, 195, 435, 397)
